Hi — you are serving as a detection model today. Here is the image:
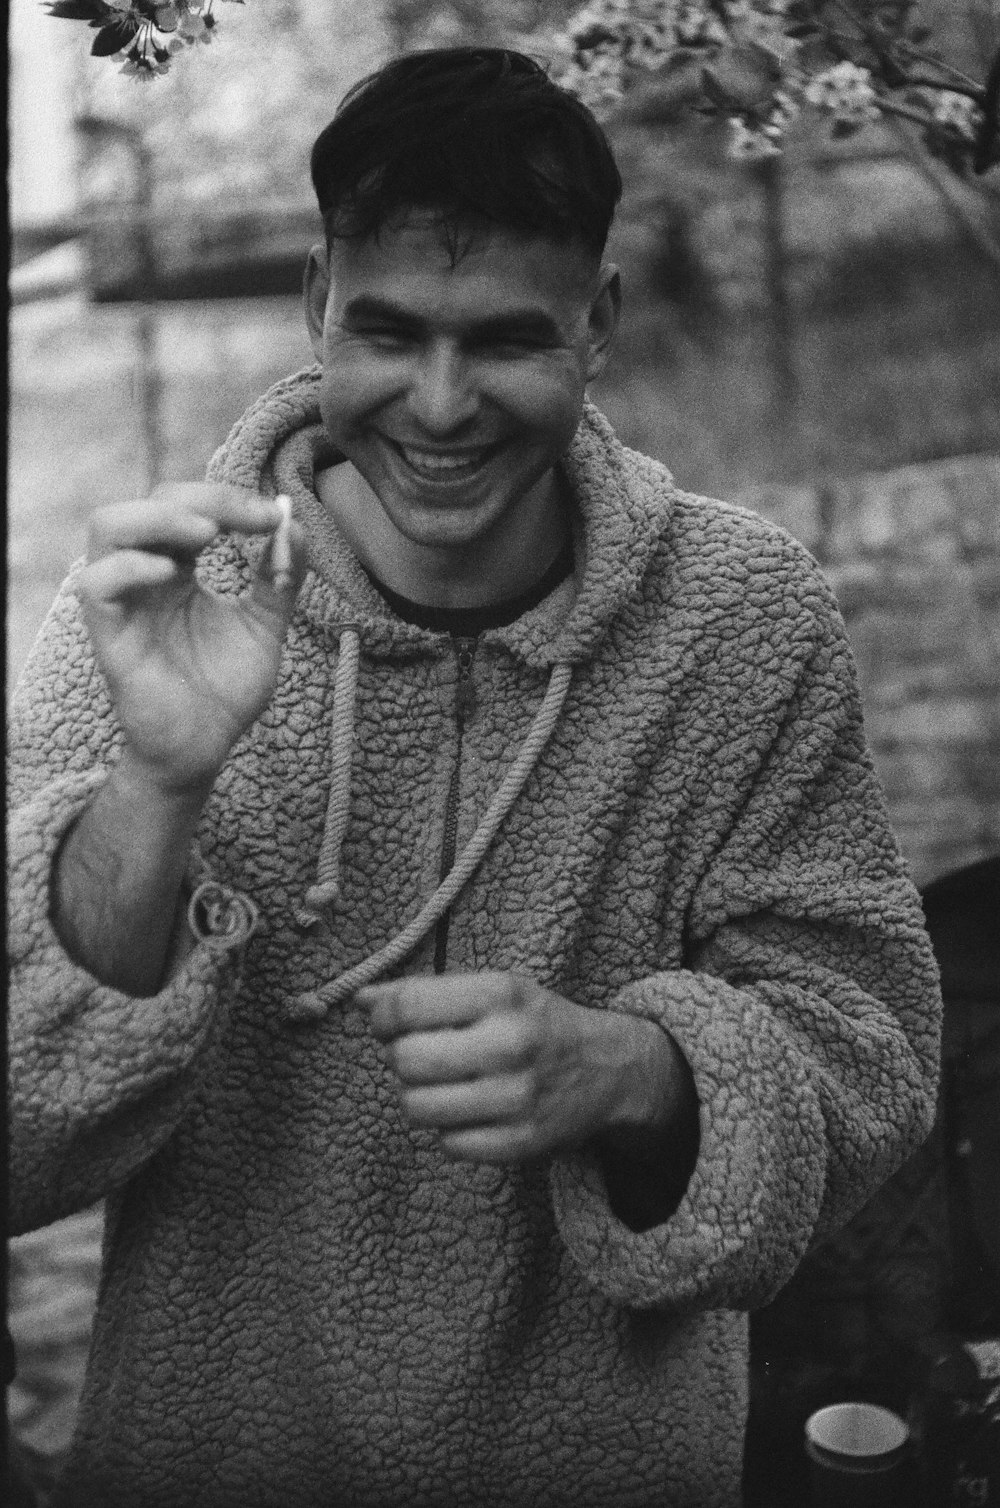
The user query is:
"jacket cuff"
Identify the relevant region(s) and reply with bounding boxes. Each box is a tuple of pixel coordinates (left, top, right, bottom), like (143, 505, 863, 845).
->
(7, 771, 241, 1231)
(7, 768, 249, 984)
(549, 970, 827, 1313)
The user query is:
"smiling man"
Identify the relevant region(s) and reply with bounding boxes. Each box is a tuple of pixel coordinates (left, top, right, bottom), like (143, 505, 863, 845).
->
(306, 214, 616, 605)
(8, 47, 942, 1508)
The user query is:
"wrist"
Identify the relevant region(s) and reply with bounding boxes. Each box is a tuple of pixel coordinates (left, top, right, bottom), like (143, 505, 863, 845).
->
(52, 752, 209, 996)
(597, 1014, 694, 1160)
(593, 1013, 700, 1233)
(113, 746, 218, 810)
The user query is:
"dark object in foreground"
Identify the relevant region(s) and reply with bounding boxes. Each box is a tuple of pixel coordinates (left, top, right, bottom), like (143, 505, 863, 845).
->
(745, 856, 1000, 1507)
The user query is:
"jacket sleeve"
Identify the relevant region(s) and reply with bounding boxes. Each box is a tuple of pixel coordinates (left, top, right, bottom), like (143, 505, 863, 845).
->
(7, 573, 235, 1235)
(549, 604, 943, 1316)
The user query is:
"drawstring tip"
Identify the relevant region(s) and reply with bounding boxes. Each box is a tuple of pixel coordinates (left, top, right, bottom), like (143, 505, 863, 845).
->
(284, 990, 330, 1024)
(304, 879, 341, 911)
(293, 880, 340, 931)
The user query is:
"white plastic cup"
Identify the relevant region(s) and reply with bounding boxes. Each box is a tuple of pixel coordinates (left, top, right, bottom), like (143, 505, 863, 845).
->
(804, 1402, 912, 1508)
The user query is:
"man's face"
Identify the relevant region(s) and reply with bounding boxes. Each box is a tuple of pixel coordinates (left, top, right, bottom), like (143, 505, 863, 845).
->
(305, 213, 620, 556)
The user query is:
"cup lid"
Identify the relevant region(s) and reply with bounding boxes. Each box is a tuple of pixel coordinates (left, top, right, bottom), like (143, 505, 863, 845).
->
(805, 1403, 909, 1459)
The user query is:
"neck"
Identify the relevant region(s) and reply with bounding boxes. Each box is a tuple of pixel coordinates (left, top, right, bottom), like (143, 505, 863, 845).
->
(316, 463, 570, 610)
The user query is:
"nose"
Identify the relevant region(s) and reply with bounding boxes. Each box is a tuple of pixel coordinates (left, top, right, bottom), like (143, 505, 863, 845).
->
(406, 341, 478, 435)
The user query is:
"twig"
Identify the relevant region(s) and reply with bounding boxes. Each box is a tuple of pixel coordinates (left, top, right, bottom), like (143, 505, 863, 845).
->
(876, 97, 941, 131)
(896, 74, 984, 102)
(887, 116, 1000, 273)
(815, 23, 981, 98)
(822, 0, 983, 92)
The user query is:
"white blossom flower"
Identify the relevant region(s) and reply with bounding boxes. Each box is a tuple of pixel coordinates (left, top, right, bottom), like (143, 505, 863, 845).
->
(567, 0, 632, 44)
(769, 88, 801, 128)
(119, 57, 168, 79)
(628, 19, 678, 70)
(559, 50, 626, 115)
(727, 115, 782, 159)
(178, 10, 209, 40)
(154, 4, 181, 33)
(676, 3, 728, 46)
(932, 90, 982, 143)
(734, 0, 794, 15)
(804, 61, 880, 126)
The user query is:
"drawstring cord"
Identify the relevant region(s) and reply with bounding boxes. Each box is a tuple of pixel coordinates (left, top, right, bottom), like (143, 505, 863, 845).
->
(286, 659, 574, 1024)
(294, 625, 361, 928)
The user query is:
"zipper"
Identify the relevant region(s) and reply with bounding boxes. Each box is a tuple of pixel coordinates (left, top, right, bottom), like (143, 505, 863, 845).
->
(433, 636, 477, 973)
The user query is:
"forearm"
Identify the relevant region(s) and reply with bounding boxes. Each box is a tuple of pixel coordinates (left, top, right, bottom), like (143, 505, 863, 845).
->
(52, 752, 212, 997)
(594, 1014, 700, 1231)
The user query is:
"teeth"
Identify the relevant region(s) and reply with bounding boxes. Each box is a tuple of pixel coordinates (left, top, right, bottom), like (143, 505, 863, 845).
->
(398, 445, 490, 476)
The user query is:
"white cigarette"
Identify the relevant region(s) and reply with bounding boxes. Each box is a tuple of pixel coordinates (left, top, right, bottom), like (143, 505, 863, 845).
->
(271, 494, 293, 590)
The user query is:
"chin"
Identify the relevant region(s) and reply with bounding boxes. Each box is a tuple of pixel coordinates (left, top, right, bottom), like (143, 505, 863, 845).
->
(387, 501, 502, 552)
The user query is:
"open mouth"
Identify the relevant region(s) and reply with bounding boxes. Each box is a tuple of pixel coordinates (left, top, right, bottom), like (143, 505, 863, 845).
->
(390, 440, 500, 483)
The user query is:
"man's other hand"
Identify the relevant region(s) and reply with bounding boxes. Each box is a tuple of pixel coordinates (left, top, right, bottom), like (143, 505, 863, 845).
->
(362, 972, 688, 1166)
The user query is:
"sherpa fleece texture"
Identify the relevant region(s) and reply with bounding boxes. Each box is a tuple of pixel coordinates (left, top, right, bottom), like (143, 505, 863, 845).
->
(8, 372, 942, 1508)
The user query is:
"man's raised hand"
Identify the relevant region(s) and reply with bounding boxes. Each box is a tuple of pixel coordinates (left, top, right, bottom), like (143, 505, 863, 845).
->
(78, 484, 307, 795)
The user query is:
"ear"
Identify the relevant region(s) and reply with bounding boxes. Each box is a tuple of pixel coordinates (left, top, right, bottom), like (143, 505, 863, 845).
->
(585, 263, 621, 383)
(303, 242, 331, 361)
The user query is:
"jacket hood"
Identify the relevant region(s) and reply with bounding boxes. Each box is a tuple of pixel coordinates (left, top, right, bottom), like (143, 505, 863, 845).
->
(204, 367, 680, 1011)
(207, 365, 676, 669)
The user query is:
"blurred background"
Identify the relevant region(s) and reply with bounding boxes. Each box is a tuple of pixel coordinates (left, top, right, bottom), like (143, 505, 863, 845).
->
(8, 1, 1000, 1502)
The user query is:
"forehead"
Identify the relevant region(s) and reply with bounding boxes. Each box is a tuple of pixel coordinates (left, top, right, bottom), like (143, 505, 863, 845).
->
(326, 214, 597, 326)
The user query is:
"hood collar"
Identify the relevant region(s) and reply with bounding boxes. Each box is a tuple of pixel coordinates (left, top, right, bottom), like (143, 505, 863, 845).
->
(208, 365, 674, 667)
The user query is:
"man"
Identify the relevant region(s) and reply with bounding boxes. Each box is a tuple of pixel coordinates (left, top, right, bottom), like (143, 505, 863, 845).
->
(8, 47, 942, 1508)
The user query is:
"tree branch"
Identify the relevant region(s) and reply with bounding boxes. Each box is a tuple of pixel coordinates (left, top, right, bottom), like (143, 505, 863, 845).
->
(887, 116, 1000, 273)
(821, 0, 983, 93)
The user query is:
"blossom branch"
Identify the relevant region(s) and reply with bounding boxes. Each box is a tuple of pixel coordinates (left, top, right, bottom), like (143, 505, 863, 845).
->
(543, 1, 997, 178)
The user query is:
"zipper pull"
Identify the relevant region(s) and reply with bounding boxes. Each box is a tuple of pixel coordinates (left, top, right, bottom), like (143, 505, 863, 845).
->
(454, 636, 477, 722)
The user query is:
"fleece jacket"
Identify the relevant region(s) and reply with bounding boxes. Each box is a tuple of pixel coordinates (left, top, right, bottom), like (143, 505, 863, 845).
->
(7, 372, 942, 1507)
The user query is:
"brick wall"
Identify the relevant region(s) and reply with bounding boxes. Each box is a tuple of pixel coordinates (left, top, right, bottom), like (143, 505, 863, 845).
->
(740, 455, 1000, 887)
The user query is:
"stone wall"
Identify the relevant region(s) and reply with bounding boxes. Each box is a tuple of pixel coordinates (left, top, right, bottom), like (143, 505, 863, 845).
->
(741, 455, 1000, 888)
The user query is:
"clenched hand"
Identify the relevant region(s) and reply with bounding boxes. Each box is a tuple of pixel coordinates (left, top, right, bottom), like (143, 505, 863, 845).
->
(362, 971, 689, 1167)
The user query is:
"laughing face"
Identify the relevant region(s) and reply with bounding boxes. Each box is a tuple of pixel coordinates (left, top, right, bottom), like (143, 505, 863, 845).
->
(304, 213, 620, 604)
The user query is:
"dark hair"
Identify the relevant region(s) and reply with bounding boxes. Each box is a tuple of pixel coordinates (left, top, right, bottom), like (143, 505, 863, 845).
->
(310, 47, 622, 260)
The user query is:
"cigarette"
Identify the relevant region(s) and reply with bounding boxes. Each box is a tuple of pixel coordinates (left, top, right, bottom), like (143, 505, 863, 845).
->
(271, 494, 293, 590)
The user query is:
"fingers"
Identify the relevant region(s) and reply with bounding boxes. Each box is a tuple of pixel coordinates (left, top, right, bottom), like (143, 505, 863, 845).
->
(364, 973, 529, 1042)
(437, 1126, 535, 1164)
(86, 485, 283, 564)
(400, 1074, 534, 1131)
(385, 1015, 533, 1086)
(81, 549, 180, 609)
(362, 975, 600, 1163)
(82, 485, 307, 627)
(364, 976, 544, 1158)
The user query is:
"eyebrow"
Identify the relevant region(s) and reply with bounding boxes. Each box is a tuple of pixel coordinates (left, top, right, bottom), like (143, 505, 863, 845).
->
(340, 295, 561, 342)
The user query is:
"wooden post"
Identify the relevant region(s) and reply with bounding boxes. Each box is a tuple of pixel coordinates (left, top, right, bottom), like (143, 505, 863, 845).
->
(76, 116, 164, 493)
(758, 154, 799, 479)
(132, 137, 163, 494)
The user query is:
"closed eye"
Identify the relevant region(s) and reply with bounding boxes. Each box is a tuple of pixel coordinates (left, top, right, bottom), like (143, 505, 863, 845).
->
(351, 324, 417, 346)
(468, 332, 554, 356)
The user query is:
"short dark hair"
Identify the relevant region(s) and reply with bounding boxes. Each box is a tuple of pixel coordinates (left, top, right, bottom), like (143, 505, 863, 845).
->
(310, 47, 622, 260)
